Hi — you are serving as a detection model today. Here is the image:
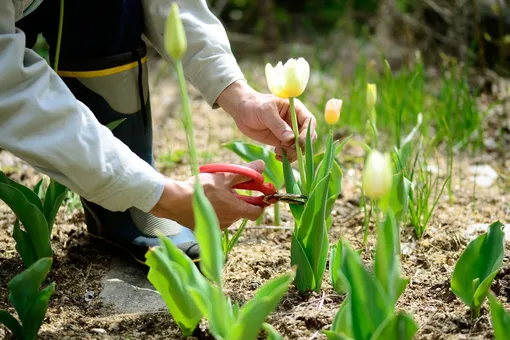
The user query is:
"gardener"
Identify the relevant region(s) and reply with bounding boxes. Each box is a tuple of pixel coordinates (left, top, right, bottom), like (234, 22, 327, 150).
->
(0, 1, 316, 263)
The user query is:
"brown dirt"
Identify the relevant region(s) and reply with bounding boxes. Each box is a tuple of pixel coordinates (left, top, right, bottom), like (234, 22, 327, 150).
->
(0, 55, 509, 340)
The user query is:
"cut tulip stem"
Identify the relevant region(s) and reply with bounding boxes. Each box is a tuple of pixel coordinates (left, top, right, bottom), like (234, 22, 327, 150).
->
(175, 60, 200, 178)
(289, 97, 307, 194)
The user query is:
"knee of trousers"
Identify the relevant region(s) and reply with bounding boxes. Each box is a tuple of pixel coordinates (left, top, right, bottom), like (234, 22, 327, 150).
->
(57, 43, 154, 166)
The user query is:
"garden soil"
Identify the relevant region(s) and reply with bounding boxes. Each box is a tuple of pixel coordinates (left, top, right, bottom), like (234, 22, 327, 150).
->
(0, 56, 509, 340)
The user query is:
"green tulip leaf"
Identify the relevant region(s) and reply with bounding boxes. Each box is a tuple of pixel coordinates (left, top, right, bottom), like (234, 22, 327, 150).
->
(43, 180, 68, 234)
(291, 233, 315, 291)
(192, 183, 224, 287)
(145, 246, 201, 336)
(451, 221, 505, 314)
(262, 323, 283, 340)
(375, 212, 408, 304)
(488, 292, 510, 340)
(370, 311, 418, 340)
(8, 257, 53, 322)
(13, 219, 37, 268)
(223, 140, 284, 189)
(106, 118, 127, 131)
(0, 183, 52, 263)
(341, 245, 393, 340)
(0, 310, 23, 339)
(305, 123, 315, 194)
(0, 171, 43, 212)
(329, 240, 347, 295)
(326, 296, 353, 338)
(229, 271, 294, 340)
(21, 282, 55, 340)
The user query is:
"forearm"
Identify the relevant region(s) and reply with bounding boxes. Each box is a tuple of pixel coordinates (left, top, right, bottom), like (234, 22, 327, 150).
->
(1, 1, 164, 212)
(215, 80, 257, 118)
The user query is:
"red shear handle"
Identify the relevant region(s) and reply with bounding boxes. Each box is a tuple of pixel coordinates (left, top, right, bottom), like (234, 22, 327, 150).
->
(199, 164, 276, 195)
(233, 193, 269, 207)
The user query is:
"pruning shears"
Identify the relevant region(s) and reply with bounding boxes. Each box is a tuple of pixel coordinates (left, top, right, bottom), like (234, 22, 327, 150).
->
(199, 163, 307, 207)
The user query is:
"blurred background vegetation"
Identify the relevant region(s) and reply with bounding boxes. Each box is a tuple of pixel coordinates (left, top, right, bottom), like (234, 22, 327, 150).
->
(206, 0, 510, 75)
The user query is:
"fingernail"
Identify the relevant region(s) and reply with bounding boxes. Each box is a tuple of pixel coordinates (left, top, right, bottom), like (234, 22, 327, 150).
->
(282, 131, 294, 142)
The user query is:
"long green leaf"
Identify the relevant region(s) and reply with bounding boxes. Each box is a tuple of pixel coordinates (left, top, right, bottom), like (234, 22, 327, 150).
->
(488, 292, 510, 340)
(0, 184, 52, 262)
(192, 183, 224, 287)
(451, 221, 505, 312)
(223, 141, 284, 189)
(8, 257, 53, 322)
(262, 323, 283, 340)
(342, 245, 393, 340)
(305, 124, 315, 194)
(0, 171, 43, 211)
(22, 282, 55, 340)
(0, 310, 23, 339)
(325, 297, 353, 338)
(281, 152, 304, 220)
(298, 174, 330, 291)
(370, 312, 417, 340)
(227, 219, 248, 255)
(106, 118, 127, 131)
(13, 219, 37, 268)
(43, 180, 67, 233)
(329, 240, 347, 295)
(374, 212, 407, 304)
(205, 284, 233, 339)
(290, 233, 315, 291)
(228, 271, 294, 340)
(145, 247, 201, 335)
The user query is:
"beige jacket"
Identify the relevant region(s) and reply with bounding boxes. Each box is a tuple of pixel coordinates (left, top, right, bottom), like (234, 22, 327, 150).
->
(1, 0, 245, 212)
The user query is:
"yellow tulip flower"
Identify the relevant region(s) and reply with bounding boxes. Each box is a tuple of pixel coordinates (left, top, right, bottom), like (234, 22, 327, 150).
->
(324, 98, 343, 125)
(362, 150, 393, 200)
(265, 58, 310, 98)
(366, 83, 377, 110)
(164, 3, 187, 61)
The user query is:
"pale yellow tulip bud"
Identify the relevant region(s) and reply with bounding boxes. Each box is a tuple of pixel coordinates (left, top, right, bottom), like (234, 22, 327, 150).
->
(362, 150, 393, 200)
(324, 98, 343, 125)
(366, 84, 377, 110)
(164, 3, 187, 61)
(265, 58, 310, 98)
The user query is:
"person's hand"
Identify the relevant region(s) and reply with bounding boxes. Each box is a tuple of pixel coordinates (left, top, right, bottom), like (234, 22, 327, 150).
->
(151, 160, 265, 229)
(216, 81, 317, 162)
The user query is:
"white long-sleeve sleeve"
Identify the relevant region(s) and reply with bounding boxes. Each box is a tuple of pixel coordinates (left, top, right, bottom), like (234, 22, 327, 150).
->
(1, 0, 165, 212)
(141, 0, 246, 107)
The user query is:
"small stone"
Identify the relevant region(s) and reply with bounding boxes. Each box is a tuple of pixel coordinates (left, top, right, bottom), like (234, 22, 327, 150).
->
(84, 290, 95, 302)
(91, 328, 106, 334)
(469, 164, 498, 188)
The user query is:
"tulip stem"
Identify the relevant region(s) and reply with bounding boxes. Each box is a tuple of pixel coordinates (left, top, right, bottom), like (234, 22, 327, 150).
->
(175, 60, 200, 178)
(289, 97, 307, 194)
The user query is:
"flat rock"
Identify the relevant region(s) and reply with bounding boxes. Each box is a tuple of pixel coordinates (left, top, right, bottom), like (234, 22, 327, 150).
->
(99, 256, 166, 314)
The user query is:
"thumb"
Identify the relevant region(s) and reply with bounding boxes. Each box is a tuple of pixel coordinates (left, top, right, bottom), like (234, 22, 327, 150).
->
(259, 105, 294, 147)
(243, 159, 266, 173)
(228, 160, 266, 186)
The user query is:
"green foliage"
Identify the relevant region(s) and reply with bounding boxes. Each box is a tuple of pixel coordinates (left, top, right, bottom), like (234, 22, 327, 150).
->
(451, 221, 505, 318)
(146, 185, 293, 339)
(0, 172, 52, 267)
(223, 141, 284, 189)
(488, 292, 510, 340)
(223, 219, 248, 260)
(326, 212, 417, 340)
(283, 132, 345, 292)
(0, 257, 55, 340)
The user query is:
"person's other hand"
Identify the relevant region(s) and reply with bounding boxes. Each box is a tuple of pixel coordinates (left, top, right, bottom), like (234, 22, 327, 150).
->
(217, 81, 317, 162)
(151, 160, 265, 229)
